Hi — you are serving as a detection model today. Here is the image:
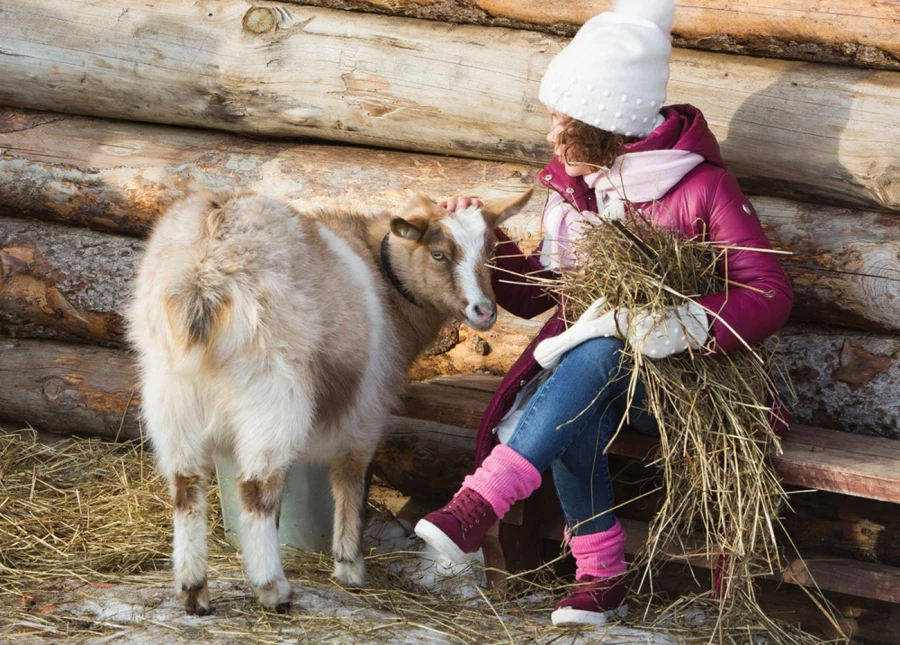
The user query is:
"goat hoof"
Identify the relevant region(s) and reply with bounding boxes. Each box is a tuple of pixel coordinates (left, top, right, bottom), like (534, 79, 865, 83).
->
(333, 556, 366, 588)
(185, 600, 212, 617)
(254, 577, 292, 610)
(179, 579, 210, 616)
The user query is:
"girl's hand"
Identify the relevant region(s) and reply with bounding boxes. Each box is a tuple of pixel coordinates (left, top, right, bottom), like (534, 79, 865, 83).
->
(535, 297, 618, 369)
(439, 196, 483, 213)
(625, 303, 709, 359)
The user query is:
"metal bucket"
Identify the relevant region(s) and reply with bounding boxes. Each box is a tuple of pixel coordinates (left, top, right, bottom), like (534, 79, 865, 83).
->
(216, 458, 334, 554)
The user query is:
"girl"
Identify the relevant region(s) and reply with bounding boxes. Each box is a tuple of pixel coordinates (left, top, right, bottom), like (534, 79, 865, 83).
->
(415, 0, 793, 626)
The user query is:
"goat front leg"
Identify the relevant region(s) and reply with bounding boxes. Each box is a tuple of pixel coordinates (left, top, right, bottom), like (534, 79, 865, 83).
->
(170, 471, 211, 616)
(237, 469, 292, 612)
(330, 452, 371, 586)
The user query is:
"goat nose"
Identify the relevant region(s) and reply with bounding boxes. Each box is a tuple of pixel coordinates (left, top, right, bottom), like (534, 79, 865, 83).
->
(473, 303, 496, 325)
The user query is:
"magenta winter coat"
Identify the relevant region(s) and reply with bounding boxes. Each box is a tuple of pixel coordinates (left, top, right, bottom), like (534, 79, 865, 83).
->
(475, 104, 794, 466)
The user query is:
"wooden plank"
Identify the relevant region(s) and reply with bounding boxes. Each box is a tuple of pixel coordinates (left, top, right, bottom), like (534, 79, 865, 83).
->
(284, 0, 900, 69)
(0, 2, 897, 211)
(398, 375, 900, 501)
(538, 517, 900, 604)
(773, 426, 900, 504)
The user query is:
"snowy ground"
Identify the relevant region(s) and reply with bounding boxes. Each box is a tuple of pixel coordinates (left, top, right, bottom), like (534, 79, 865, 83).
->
(3, 513, 681, 644)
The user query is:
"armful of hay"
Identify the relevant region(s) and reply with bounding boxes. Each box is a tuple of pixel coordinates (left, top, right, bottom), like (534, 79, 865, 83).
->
(547, 216, 816, 637)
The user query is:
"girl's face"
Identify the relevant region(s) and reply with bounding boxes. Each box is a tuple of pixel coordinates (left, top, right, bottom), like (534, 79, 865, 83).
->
(547, 110, 595, 178)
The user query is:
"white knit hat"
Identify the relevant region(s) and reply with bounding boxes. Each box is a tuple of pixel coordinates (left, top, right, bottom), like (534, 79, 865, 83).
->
(539, 0, 675, 138)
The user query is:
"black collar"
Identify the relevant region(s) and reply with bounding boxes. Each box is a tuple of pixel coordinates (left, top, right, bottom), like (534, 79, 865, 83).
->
(380, 234, 423, 308)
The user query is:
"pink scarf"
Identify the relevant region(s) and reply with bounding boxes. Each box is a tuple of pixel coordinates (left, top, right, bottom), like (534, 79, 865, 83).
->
(541, 149, 703, 271)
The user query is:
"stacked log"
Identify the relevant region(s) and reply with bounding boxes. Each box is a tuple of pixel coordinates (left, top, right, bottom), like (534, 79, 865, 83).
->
(286, 1, 900, 69)
(0, 0, 898, 636)
(0, 1, 898, 211)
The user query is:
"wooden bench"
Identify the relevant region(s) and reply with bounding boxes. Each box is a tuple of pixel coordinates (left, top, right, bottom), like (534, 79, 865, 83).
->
(377, 374, 900, 605)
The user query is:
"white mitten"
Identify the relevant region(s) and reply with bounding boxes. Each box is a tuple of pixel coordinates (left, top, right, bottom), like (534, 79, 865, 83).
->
(624, 302, 709, 359)
(534, 297, 621, 369)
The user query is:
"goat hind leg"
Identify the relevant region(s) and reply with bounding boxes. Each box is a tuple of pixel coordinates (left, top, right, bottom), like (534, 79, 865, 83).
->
(330, 451, 371, 586)
(237, 469, 292, 612)
(170, 471, 212, 616)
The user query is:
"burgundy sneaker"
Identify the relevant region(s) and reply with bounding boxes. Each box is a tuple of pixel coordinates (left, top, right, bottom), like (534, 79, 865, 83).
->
(414, 488, 498, 564)
(551, 575, 628, 626)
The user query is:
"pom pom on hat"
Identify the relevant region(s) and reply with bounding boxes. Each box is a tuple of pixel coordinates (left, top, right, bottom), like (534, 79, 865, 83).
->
(539, 0, 675, 138)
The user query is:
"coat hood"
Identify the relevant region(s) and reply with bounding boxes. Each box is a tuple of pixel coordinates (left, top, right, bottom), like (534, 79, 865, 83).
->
(626, 104, 725, 168)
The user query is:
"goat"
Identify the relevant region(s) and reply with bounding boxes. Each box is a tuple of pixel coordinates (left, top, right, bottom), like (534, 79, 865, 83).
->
(126, 189, 532, 615)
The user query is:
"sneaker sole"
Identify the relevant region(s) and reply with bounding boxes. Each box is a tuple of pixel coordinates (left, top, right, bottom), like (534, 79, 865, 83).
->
(550, 604, 628, 627)
(414, 519, 474, 565)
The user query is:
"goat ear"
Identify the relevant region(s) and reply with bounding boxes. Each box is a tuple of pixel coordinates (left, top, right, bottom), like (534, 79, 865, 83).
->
(481, 188, 534, 228)
(390, 215, 429, 242)
(392, 192, 439, 242)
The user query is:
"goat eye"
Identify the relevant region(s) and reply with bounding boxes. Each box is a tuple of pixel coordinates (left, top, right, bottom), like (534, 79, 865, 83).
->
(431, 251, 444, 261)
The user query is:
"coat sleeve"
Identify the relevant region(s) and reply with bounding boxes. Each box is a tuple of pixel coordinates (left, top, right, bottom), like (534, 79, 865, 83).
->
(491, 228, 559, 319)
(695, 173, 794, 353)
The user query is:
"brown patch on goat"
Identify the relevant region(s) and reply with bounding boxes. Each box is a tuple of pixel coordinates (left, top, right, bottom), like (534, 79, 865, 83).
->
(173, 473, 204, 513)
(329, 452, 369, 559)
(187, 290, 226, 346)
(312, 355, 363, 431)
(238, 472, 286, 517)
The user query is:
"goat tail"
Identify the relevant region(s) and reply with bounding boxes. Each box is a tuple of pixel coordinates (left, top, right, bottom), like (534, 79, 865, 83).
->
(165, 272, 229, 349)
(161, 198, 258, 367)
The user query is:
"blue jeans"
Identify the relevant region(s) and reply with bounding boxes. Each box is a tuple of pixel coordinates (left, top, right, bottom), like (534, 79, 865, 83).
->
(506, 337, 658, 535)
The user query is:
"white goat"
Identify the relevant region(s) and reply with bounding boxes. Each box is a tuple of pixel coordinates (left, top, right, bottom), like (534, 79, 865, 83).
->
(126, 189, 531, 615)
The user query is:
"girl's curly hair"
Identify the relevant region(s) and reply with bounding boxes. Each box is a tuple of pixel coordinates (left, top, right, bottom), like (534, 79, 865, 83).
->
(556, 117, 641, 169)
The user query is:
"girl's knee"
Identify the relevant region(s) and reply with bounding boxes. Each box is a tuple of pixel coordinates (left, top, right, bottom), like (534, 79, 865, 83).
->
(557, 336, 626, 380)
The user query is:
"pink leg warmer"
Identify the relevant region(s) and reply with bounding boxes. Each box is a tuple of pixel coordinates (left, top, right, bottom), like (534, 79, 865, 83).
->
(569, 519, 628, 580)
(461, 444, 541, 518)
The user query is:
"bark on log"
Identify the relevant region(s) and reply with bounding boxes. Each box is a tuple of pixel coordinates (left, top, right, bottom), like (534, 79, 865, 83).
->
(2, 109, 899, 336)
(0, 216, 141, 345)
(0, 338, 141, 441)
(777, 327, 900, 440)
(0, 108, 542, 236)
(284, 1, 900, 70)
(1, 1, 897, 211)
(755, 196, 900, 334)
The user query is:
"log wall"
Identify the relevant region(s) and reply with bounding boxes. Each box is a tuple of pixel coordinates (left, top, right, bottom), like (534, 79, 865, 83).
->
(0, 1, 898, 212)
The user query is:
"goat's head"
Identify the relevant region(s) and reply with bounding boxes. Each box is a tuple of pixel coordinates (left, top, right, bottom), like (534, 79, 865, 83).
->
(388, 189, 533, 332)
